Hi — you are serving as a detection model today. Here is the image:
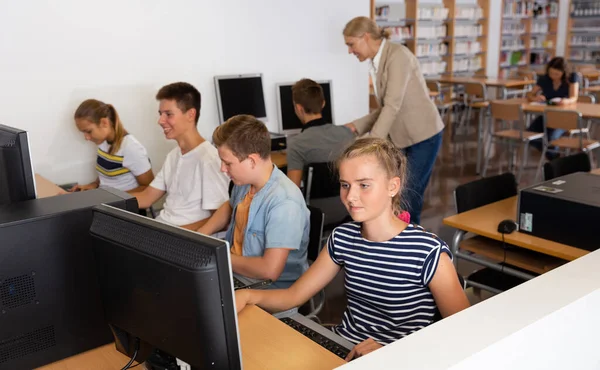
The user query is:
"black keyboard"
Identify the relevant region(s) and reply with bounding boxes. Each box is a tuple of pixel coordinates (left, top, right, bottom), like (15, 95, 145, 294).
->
(233, 277, 245, 289)
(280, 317, 350, 359)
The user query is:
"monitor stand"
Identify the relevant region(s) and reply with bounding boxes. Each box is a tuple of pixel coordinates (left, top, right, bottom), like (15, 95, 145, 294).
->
(143, 349, 191, 370)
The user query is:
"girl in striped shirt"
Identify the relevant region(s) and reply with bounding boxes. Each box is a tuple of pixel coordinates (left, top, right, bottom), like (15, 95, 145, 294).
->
(235, 137, 469, 360)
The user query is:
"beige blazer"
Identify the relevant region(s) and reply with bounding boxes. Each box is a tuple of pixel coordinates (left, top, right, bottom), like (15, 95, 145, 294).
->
(354, 42, 444, 149)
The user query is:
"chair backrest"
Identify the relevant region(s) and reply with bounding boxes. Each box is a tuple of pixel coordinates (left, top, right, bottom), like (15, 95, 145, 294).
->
(516, 70, 536, 81)
(303, 162, 340, 204)
(463, 82, 487, 100)
(543, 152, 592, 181)
(426, 80, 441, 93)
(544, 109, 582, 131)
(577, 94, 596, 104)
(307, 205, 325, 262)
(490, 100, 523, 122)
(454, 173, 518, 213)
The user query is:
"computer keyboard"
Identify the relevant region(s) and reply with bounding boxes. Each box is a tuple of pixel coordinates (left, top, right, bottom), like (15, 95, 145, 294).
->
(280, 317, 350, 359)
(233, 277, 245, 289)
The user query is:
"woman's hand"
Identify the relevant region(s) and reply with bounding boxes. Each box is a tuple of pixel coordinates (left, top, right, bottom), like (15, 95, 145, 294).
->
(533, 95, 546, 103)
(344, 122, 358, 134)
(345, 338, 383, 361)
(235, 289, 250, 314)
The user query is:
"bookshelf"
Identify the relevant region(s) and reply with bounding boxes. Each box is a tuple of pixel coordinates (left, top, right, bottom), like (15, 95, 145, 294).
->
(566, 0, 600, 68)
(371, 0, 489, 79)
(498, 0, 559, 78)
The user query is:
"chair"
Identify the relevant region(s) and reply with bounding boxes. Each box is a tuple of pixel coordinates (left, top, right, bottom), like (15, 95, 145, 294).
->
(303, 162, 348, 237)
(305, 205, 326, 322)
(303, 162, 339, 205)
(568, 94, 596, 140)
(543, 152, 592, 181)
(453, 173, 520, 294)
(426, 80, 453, 126)
(458, 82, 489, 173)
(535, 109, 600, 181)
(482, 101, 544, 183)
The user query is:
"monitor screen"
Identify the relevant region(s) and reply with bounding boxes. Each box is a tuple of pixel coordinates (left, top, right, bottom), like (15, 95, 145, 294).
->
(215, 74, 267, 124)
(276, 80, 334, 135)
(0, 124, 36, 205)
(89, 204, 242, 370)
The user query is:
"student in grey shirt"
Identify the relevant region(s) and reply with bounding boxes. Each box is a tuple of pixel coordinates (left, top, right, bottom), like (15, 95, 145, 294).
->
(286, 78, 355, 188)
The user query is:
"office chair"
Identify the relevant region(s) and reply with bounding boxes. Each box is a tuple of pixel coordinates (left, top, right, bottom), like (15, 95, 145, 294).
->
(543, 152, 592, 181)
(453, 173, 521, 294)
(305, 205, 326, 323)
(303, 162, 349, 240)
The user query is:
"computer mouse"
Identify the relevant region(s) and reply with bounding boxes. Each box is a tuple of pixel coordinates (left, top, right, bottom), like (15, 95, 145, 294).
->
(497, 219, 518, 234)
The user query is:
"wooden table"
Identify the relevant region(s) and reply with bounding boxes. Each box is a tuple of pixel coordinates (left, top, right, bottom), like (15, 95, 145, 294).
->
(35, 174, 66, 198)
(521, 101, 600, 119)
(435, 77, 535, 99)
(271, 151, 287, 168)
(37, 306, 346, 370)
(443, 197, 588, 262)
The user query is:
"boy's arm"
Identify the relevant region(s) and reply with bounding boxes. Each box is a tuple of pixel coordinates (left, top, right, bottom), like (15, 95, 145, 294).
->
(230, 249, 291, 281)
(287, 170, 303, 187)
(231, 200, 306, 281)
(197, 201, 232, 235)
(131, 186, 165, 210)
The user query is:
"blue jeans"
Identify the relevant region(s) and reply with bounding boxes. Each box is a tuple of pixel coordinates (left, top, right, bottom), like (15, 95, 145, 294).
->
(529, 116, 565, 157)
(402, 130, 443, 225)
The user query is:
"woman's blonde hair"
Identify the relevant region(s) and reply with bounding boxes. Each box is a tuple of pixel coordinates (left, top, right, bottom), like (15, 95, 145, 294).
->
(343, 16, 391, 40)
(336, 137, 408, 215)
(74, 99, 128, 155)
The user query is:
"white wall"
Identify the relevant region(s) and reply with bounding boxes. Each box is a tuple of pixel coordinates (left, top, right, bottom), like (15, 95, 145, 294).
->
(0, 0, 368, 185)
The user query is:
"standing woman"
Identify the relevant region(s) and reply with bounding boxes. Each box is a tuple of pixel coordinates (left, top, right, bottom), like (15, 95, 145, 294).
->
(71, 99, 154, 194)
(343, 16, 444, 225)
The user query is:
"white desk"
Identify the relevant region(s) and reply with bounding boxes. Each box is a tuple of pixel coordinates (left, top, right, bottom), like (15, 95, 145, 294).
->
(336, 248, 600, 370)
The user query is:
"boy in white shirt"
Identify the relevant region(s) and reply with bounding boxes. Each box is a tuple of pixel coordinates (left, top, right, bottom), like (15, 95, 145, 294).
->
(133, 82, 229, 230)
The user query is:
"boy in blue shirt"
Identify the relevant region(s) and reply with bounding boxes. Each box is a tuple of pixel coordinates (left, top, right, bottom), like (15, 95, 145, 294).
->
(198, 114, 309, 288)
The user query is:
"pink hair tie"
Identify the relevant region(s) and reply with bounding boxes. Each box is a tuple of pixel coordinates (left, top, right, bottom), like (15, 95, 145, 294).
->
(398, 211, 410, 223)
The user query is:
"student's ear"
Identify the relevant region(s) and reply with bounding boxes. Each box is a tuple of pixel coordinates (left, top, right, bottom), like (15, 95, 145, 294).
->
(99, 117, 111, 129)
(247, 153, 261, 169)
(186, 108, 197, 123)
(388, 176, 401, 197)
(294, 103, 304, 115)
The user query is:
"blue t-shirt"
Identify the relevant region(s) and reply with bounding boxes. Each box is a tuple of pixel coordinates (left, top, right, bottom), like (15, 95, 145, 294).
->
(536, 72, 579, 100)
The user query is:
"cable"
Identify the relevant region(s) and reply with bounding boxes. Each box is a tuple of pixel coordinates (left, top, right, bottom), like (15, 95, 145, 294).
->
(121, 338, 141, 370)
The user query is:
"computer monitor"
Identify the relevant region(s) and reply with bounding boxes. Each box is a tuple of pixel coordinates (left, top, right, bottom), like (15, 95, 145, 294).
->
(0, 124, 37, 205)
(89, 204, 242, 370)
(276, 80, 335, 135)
(0, 188, 138, 370)
(214, 73, 268, 125)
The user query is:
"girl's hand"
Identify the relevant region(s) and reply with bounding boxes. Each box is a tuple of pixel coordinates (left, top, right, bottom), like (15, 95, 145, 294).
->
(69, 183, 97, 192)
(345, 338, 383, 361)
(235, 289, 250, 314)
(533, 95, 546, 103)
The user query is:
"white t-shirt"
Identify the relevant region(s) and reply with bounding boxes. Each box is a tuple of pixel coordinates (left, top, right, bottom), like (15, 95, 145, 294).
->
(150, 141, 229, 226)
(97, 135, 152, 192)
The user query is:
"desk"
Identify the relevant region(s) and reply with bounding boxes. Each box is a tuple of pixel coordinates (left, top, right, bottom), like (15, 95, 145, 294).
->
(271, 151, 287, 168)
(35, 174, 66, 198)
(521, 101, 600, 119)
(37, 306, 346, 370)
(335, 248, 600, 370)
(592, 168, 600, 175)
(435, 77, 535, 99)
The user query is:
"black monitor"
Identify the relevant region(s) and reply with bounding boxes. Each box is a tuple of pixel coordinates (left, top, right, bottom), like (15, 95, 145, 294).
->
(214, 73, 268, 125)
(89, 204, 242, 370)
(0, 124, 36, 205)
(276, 80, 334, 135)
(0, 188, 138, 370)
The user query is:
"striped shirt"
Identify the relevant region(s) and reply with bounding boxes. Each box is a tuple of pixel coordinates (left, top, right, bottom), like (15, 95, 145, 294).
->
(327, 222, 452, 345)
(96, 135, 151, 192)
